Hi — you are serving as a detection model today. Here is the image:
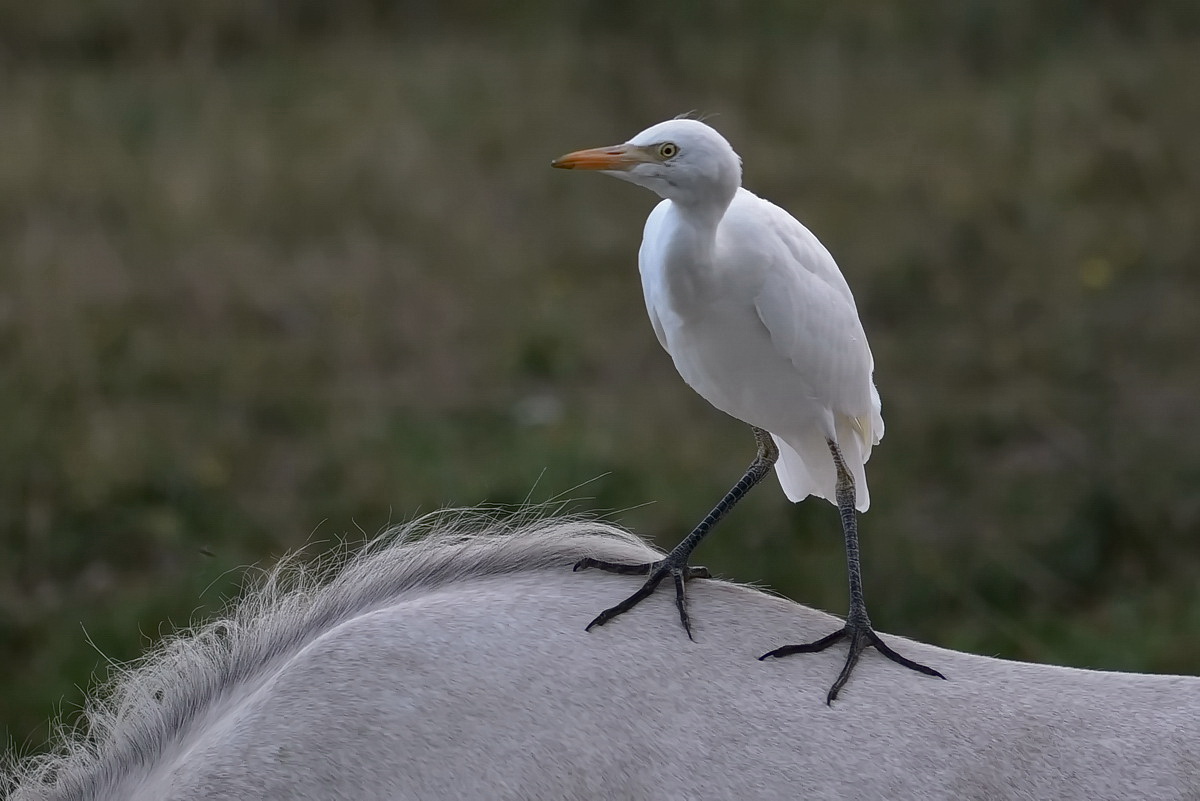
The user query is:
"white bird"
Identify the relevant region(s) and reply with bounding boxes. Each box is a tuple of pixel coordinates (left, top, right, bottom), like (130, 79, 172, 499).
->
(552, 118, 943, 701)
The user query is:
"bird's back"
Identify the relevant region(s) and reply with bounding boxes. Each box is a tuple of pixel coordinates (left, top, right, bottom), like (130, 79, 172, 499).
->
(720, 190, 861, 313)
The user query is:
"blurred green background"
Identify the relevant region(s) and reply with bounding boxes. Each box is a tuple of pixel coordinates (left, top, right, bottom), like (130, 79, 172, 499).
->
(3, 0, 1200, 752)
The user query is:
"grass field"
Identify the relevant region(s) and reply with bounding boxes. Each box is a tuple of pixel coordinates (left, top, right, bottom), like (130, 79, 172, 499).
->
(3, 2, 1200, 752)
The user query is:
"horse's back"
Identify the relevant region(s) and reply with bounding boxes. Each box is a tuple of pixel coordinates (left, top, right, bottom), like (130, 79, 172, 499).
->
(151, 571, 1200, 801)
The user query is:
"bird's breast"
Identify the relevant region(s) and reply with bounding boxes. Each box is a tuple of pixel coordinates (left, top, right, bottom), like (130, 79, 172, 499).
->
(638, 201, 832, 433)
(651, 295, 824, 434)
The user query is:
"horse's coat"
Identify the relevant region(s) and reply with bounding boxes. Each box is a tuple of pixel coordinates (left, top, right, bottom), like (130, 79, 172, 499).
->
(6, 511, 1199, 800)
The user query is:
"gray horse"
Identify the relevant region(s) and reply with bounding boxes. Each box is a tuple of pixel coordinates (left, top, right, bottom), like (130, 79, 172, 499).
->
(7, 511, 1199, 800)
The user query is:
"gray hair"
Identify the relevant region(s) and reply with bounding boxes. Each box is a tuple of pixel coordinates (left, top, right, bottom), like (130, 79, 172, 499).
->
(6, 509, 657, 800)
(7, 508, 1200, 800)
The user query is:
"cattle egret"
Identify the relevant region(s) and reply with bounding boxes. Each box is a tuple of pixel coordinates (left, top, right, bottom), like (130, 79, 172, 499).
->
(552, 118, 944, 701)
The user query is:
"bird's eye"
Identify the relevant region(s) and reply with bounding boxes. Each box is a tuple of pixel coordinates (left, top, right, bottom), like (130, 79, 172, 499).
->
(658, 142, 679, 159)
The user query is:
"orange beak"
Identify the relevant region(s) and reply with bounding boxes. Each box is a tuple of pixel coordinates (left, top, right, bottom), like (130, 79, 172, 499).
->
(551, 143, 647, 171)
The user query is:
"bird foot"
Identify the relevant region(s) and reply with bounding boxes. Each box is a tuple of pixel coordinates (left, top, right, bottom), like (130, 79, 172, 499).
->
(759, 616, 946, 704)
(573, 555, 711, 640)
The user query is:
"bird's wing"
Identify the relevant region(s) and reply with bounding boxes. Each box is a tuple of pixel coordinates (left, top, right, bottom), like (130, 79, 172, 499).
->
(723, 191, 882, 443)
(638, 199, 672, 352)
(751, 191, 859, 311)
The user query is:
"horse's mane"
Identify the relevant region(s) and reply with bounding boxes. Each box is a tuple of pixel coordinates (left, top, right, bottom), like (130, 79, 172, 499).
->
(5, 508, 659, 799)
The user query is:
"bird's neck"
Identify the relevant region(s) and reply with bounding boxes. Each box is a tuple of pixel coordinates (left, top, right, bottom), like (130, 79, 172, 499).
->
(664, 202, 719, 259)
(668, 186, 735, 232)
(672, 197, 724, 241)
(655, 203, 723, 307)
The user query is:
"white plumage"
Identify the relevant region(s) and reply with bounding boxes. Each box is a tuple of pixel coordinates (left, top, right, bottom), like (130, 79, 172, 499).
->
(559, 118, 881, 511)
(554, 118, 942, 702)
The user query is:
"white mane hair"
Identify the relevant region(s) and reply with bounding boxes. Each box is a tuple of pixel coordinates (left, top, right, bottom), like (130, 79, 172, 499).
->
(5, 508, 657, 800)
(5, 508, 1200, 800)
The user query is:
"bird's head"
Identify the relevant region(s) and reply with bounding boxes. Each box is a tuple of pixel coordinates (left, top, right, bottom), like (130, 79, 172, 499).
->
(552, 118, 742, 211)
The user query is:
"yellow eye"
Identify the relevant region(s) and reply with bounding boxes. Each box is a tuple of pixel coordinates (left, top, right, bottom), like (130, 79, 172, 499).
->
(659, 142, 679, 159)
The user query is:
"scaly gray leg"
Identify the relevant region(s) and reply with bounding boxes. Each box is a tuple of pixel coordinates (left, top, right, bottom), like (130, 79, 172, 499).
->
(574, 427, 779, 640)
(759, 439, 946, 702)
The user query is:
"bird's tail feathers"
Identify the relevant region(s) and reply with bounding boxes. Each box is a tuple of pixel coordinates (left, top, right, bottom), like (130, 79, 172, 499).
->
(773, 417, 872, 512)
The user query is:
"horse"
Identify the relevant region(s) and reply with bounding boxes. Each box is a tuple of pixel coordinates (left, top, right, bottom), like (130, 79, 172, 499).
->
(6, 510, 1199, 800)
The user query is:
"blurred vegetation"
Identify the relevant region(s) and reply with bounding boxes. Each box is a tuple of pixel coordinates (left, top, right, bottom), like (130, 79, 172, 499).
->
(2, 0, 1200, 755)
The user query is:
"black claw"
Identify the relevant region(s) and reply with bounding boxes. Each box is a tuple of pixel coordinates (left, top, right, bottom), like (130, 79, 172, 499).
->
(868, 631, 947, 680)
(826, 630, 867, 704)
(584, 610, 611, 631)
(570, 426, 777, 641)
(574, 557, 654, 576)
(759, 628, 847, 660)
(672, 570, 695, 641)
(761, 620, 943, 702)
(572, 555, 709, 637)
